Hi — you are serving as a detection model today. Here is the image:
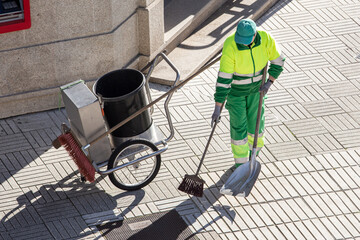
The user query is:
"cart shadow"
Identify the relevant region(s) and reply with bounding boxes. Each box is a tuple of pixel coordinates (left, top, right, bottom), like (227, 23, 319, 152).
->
(0, 172, 146, 239)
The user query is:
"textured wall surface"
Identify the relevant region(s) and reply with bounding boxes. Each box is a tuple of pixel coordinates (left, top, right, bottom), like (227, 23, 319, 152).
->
(0, 0, 164, 118)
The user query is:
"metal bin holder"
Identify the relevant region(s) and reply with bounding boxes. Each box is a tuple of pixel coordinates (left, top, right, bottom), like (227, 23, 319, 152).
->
(92, 69, 164, 148)
(56, 52, 180, 191)
(60, 80, 112, 164)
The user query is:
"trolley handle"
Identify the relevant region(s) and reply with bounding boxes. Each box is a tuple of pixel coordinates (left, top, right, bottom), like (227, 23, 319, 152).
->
(82, 52, 221, 151)
(144, 51, 180, 143)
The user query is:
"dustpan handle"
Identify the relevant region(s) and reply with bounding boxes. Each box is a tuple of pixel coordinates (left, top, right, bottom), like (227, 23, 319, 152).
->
(252, 63, 268, 156)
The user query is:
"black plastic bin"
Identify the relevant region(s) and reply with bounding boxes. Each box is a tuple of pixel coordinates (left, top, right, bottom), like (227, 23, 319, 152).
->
(93, 69, 152, 138)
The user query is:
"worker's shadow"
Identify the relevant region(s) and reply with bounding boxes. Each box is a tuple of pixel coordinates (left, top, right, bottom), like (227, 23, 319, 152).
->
(0, 172, 145, 239)
(119, 167, 237, 240)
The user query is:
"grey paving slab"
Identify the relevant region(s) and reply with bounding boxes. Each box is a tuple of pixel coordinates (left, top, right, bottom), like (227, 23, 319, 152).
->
(1, 0, 360, 239)
(338, 33, 360, 48)
(333, 128, 360, 148)
(349, 111, 360, 123)
(308, 36, 347, 53)
(298, 134, 344, 154)
(337, 62, 360, 80)
(161, 139, 194, 161)
(302, 98, 345, 117)
(318, 113, 360, 132)
(300, 0, 337, 9)
(320, 80, 359, 98)
(5, 223, 54, 240)
(285, 118, 328, 137)
(265, 89, 298, 107)
(325, 18, 360, 35)
(276, 71, 314, 89)
(291, 53, 332, 70)
(294, 23, 334, 40)
(267, 141, 311, 160)
(306, 66, 347, 84)
(280, 11, 320, 26)
(0, 134, 31, 156)
(34, 199, 80, 222)
(11, 112, 56, 132)
(12, 165, 56, 188)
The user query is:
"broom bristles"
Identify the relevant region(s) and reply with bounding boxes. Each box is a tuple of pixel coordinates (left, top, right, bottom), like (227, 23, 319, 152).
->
(178, 174, 205, 197)
(58, 133, 96, 182)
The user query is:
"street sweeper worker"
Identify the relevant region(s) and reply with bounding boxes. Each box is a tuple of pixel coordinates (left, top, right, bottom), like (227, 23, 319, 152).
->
(212, 18, 285, 168)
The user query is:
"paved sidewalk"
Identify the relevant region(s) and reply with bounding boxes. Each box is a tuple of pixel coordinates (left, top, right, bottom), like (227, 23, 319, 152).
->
(1, 0, 360, 239)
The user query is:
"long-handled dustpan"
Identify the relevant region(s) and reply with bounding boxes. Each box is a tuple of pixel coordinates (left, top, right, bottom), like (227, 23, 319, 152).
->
(220, 63, 268, 197)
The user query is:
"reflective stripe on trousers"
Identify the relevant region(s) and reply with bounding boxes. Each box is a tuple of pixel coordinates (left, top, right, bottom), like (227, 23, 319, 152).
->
(226, 91, 266, 164)
(231, 133, 265, 164)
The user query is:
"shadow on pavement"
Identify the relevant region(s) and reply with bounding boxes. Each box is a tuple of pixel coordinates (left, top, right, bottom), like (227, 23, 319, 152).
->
(179, 0, 293, 51)
(0, 171, 146, 239)
(109, 167, 236, 239)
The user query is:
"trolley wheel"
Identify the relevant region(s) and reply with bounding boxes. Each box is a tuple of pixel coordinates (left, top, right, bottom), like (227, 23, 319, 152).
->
(107, 139, 161, 191)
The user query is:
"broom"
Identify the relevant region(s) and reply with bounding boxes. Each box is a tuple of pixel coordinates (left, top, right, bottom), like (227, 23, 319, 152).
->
(53, 125, 96, 182)
(58, 132, 96, 182)
(53, 52, 223, 184)
(178, 102, 224, 197)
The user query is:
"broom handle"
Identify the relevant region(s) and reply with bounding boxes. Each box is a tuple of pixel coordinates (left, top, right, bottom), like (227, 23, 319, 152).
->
(86, 54, 222, 148)
(195, 102, 225, 176)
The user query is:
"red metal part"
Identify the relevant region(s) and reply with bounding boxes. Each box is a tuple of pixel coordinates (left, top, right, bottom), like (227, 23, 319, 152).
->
(0, 0, 31, 34)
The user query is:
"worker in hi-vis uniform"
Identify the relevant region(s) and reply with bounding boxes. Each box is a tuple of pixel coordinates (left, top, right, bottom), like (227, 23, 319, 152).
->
(212, 19, 285, 168)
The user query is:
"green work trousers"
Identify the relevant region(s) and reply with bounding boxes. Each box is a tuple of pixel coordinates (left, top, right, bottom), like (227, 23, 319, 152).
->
(225, 91, 265, 164)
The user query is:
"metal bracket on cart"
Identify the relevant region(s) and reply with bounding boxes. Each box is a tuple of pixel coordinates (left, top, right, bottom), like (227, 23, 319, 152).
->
(93, 52, 180, 190)
(56, 49, 222, 190)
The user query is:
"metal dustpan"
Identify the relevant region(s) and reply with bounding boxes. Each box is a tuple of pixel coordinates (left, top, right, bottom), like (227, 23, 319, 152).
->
(220, 63, 268, 198)
(220, 153, 261, 197)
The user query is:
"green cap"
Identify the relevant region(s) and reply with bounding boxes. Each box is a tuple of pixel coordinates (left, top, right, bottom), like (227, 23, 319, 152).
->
(235, 19, 256, 45)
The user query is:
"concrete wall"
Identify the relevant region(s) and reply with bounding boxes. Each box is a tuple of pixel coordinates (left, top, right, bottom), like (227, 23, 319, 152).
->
(0, 0, 164, 118)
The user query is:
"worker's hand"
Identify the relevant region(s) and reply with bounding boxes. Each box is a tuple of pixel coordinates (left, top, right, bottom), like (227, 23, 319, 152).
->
(211, 105, 221, 127)
(259, 79, 273, 95)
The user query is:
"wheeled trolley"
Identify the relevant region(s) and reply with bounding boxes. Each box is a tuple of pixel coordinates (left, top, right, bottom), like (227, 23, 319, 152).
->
(56, 52, 180, 191)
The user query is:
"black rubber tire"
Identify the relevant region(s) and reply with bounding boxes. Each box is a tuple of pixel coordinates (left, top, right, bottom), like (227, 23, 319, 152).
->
(107, 139, 161, 191)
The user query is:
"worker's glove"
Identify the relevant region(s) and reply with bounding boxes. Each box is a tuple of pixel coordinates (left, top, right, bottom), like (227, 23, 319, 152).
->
(211, 105, 221, 127)
(259, 79, 273, 95)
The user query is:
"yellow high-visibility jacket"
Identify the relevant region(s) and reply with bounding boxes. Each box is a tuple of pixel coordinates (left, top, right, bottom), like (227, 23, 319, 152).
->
(214, 30, 285, 103)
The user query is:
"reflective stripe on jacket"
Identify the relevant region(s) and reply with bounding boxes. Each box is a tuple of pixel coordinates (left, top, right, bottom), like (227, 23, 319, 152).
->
(214, 30, 285, 102)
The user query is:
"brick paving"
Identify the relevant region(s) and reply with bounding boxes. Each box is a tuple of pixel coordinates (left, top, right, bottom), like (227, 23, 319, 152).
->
(1, 0, 360, 239)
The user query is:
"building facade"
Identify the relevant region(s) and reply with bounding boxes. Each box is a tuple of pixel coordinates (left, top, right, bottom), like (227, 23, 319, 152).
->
(0, 0, 165, 118)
